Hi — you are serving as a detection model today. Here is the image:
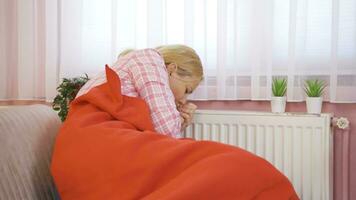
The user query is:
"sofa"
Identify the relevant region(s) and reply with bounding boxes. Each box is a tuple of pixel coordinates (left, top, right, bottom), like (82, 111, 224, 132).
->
(0, 105, 61, 199)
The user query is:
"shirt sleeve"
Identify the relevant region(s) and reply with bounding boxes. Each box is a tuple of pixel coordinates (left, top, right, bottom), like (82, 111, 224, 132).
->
(128, 49, 182, 138)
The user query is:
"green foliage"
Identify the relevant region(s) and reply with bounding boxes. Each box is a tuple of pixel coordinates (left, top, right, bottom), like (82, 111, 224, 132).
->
(52, 74, 89, 122)
(304, 79, 326, 97)
(272, 78, 287, 97)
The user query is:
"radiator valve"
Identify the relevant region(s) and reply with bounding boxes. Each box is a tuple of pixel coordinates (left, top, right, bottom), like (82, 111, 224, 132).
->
(332, 117, 350, 130)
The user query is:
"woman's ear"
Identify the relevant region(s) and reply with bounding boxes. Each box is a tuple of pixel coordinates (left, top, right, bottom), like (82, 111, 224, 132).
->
(167, 63, 178, 75)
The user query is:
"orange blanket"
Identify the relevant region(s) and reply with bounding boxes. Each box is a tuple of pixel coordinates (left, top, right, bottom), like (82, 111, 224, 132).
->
(51, 66, 299, 200)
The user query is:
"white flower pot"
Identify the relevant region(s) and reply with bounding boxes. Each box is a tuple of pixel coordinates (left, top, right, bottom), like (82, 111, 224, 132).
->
(271, 96, 286, 113)
(306, 97, 323, 114)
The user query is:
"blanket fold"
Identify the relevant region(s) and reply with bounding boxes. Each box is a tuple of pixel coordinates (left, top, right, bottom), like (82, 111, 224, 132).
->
(51, 66, 299, 200)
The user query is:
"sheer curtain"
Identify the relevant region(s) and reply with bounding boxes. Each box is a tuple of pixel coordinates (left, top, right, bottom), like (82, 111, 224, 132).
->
(0, 0, 355, 102)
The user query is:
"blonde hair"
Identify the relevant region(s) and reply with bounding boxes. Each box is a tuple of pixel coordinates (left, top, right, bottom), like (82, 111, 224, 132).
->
(155, 44, 203, 80)
(117, 48, 135, 59)
(118, 45, 203, 80)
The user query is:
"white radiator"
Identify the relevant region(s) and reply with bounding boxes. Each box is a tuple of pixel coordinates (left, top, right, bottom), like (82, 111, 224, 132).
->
(184, 110, 333, 200)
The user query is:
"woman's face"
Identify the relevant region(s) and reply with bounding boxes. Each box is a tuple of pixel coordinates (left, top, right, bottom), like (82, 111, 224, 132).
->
(167, 64, 201, 107)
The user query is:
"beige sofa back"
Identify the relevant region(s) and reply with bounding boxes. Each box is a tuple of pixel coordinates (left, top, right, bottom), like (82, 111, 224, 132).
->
(0, 105, 61, 199)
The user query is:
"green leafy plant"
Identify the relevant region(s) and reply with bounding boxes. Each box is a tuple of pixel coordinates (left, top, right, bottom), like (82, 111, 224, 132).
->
(304, 79, 326, 97)
(52, 74, 89, 122)
(272, 78, 287, 97)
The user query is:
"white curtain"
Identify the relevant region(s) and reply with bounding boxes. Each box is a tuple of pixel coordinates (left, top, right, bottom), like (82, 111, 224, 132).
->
(0, 0, 355, 102)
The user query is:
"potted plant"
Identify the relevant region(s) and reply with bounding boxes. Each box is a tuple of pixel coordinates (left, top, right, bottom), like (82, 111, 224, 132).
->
(52, 74, 89, 122)
(271, 78, 287, 113)
(304, 79, 326, 114)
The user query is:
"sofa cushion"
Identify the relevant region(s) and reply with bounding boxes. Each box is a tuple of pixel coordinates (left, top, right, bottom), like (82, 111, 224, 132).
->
(0, 105, 61, 200)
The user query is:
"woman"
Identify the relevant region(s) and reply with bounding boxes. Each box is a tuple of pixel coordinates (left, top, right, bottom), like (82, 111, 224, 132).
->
(53, 45, 298, 200)
(76, 44, 203, 138)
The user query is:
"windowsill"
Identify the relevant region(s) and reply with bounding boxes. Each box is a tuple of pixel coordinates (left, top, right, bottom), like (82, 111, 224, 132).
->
(0, 100, 51, 106)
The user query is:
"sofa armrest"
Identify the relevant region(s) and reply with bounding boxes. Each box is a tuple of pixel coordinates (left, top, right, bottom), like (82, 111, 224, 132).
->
(0, 105, 61, 200)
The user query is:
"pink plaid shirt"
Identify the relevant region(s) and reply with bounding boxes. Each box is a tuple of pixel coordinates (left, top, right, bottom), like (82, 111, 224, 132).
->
(76, 49, 182, 138)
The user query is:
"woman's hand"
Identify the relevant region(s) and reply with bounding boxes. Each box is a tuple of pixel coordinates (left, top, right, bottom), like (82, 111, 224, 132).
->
(178, 103, 197, 131)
